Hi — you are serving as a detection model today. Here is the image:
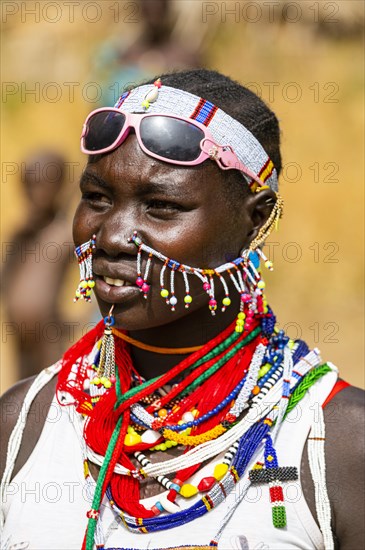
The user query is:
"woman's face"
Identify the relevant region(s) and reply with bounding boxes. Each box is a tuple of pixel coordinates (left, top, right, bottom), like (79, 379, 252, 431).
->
(73, 134, 259, 330)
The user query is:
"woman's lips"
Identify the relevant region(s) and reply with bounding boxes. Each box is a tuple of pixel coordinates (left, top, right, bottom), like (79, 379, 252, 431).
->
(94, 275, 141, 304)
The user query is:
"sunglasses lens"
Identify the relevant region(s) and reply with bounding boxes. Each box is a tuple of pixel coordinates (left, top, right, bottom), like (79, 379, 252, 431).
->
(84, 111, 126, 151)
(140, 116, 205, 162)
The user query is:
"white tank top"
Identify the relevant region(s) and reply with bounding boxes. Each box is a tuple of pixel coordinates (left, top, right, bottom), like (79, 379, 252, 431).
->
(1, 370, 337, 550)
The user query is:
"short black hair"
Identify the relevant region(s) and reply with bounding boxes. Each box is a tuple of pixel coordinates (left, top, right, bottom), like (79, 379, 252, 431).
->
(145, 69, 282, 176)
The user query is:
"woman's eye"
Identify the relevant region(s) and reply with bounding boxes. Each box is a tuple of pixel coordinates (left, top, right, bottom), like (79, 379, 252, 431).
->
(82, 192, 111, 205)
(147, 200, 183, 212)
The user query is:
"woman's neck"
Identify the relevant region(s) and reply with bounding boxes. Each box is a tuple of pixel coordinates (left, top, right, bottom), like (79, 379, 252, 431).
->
(128, 293, 241, 380)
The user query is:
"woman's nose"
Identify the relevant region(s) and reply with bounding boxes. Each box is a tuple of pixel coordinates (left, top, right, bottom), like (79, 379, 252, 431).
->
(95, 207, 137, 258)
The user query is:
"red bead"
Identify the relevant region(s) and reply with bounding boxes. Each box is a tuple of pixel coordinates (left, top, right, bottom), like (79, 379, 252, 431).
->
(269, 485, 284, 502)
(167, 489, 177, 502)
(142, 283, 150, 293)
(136, 277, 144, 287)
(197, 476, 216, 492)
(203, 283, 211, 291)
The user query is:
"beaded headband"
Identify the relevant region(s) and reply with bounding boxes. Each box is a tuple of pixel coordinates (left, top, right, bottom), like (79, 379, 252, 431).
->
(114, 82, 278, 192)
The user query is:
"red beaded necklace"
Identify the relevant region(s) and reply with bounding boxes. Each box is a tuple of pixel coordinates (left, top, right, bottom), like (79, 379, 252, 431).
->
(57, 315, 265, 524)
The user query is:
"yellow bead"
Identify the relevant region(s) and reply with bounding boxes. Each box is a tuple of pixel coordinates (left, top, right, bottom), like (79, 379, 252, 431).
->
(88, 280, 95, 288)
(91, 377, 100, 385)
(124, 433, 142, 446)
(214, 463, 229, 481)
(103, 379, 112, 389)
(160, 443, 167, 451)
(80, 281, 88, 288)
(158, 408, 168, 418)
(236, 319, 244, 326)
(160, 289, 169, 298)
(180, 483, 198, 498)
(235, 326, 243, 333)
(75, 290, 82, 298)
(257, 281, 266, 289)
(142, 99, 150, 109)
(237, 312, 245, 319)
(258, 364, 271, 378)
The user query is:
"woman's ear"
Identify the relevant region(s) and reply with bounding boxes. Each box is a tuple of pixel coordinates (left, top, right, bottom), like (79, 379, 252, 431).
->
(244, 188, 278, 243)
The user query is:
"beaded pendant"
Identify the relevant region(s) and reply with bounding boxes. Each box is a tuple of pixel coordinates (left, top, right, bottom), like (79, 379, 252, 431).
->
(248, 435, 298, 528)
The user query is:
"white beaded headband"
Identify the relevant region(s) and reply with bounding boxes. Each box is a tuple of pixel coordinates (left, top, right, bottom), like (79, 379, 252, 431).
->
(114, 82, 278, 192)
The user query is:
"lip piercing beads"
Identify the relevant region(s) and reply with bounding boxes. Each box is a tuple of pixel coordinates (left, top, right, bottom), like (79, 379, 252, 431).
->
(128, 232, 273, 325)
(74, 235, 96, 302)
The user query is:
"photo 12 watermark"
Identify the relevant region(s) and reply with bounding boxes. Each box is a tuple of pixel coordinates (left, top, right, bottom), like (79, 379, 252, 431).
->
(201, 2, 340, 25)
(1, 1, 141, 24)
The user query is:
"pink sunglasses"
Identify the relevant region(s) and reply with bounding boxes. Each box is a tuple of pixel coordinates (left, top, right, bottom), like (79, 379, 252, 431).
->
(81, 108, 265, 187)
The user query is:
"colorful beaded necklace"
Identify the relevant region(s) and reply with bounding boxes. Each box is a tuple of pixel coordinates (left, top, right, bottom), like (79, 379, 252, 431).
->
(56, 305, 332, 550)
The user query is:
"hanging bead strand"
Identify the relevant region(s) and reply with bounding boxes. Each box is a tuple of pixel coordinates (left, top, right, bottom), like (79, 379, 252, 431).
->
(169, 268, 177, 311)
(159, 261, 169, 303)
(182, 269, 192, 308)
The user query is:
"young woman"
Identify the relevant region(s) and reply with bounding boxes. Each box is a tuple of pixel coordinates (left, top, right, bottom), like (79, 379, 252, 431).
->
(1, 69, 364, 550)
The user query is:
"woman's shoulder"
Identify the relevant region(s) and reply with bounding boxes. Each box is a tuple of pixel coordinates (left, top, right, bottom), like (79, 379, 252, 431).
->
(324, 382, 364, 426)
(0, 373, 57, 480)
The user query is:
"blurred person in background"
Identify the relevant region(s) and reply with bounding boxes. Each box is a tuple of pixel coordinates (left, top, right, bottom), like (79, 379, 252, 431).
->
(1, 151, 72, 379)
(93, 0, 207, 106)
(1, 70, 363, 550)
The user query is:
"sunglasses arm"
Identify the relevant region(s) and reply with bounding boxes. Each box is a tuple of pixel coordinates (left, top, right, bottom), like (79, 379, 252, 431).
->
(200, 138, 265, 189)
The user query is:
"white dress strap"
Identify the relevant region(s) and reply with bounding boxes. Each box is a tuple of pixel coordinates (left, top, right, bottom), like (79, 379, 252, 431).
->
(307, 363, 338, 550)
(0, 362, 61, 530)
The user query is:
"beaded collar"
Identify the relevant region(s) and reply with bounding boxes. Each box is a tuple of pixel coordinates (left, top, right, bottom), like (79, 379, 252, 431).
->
(56, 309, 334, 550)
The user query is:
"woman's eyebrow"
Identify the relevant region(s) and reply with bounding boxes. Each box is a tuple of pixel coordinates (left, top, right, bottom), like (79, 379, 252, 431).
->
(79, 171, 109, 190)
(138, 179, 194, 200)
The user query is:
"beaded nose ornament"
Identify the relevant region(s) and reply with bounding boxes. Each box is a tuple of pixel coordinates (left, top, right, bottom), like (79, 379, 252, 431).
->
(127, 194, 283, 326)
(128, 232, 273, 334)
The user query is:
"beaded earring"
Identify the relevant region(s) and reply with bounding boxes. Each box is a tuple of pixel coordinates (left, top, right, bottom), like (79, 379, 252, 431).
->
(90, 305, 116, 395)
(74, 235, 96, 302)
(248, 194, 284, 253)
